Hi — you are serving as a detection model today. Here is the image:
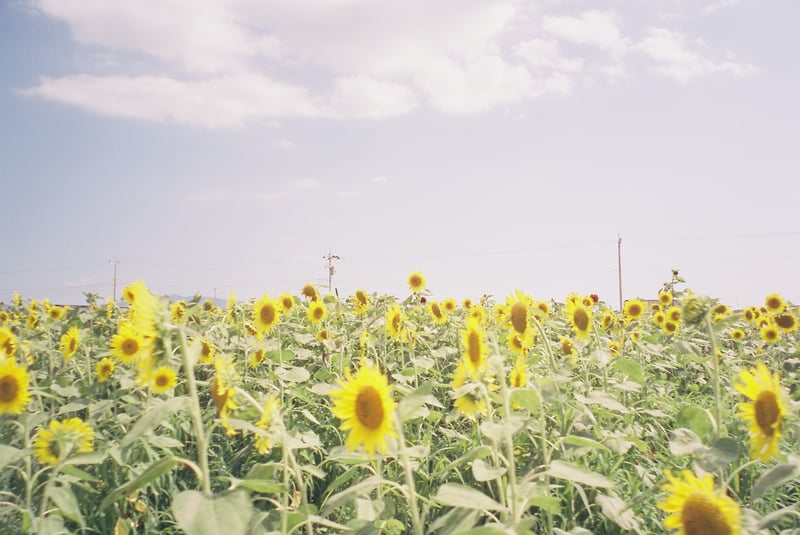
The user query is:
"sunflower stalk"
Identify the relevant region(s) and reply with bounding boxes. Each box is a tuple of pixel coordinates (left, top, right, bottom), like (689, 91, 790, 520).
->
(177, 328, 212, 496)
(705, 315, 724, 440)
(395, 419, 424, 535)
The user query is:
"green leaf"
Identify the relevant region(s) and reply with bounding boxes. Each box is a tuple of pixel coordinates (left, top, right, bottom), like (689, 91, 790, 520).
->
(120, 396, 189, 450)
(428, 507, 478, 534)
(574, 391, 627, 413)
(611, 358, 645, 385)
(668, 428, 704, 456)
(562, 435, 612, 453)
(62, 451, 106, 466)
(596, 493, 642, 532)
(397, 381, 441, 422)
(275, 366, 311, 383)
(676, 405, 713, 438)
(173, 489, 255, 535)
(321, 475, 385, 516)
(751, 463, 800, 500)
(510, 388, 540, 414)
(0, 445, 28, 470)
(546, 460, 614, 489)
(434, 483, 507, 512)
(47, 485, 84, 527)
(100, 457, 177, 512)
(471, 458, 506, 482)
(231, 478, 284, 494)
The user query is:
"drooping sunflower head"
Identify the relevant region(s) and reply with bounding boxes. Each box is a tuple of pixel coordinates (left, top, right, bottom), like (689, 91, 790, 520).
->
(428, 301, 447, 325)
(307, 300, 327, 326)
(772, 311, 797, 332)
(682, 294, 711, 325)
(407, 271, 426, 294)
(59, 326, 81, 360)
(735, 363, 787, 461)
(657, 470, 741, 535)
(33, 417, 95, 466)
(505, 290, 533, 335)
(0, 359, 31, 415)
(764, 293, 786, 313)
(329, 363, 397, 455)
(253, 295, 281, 334)
(353, 289, 370, 314)
(96, 357, 115, 383)
(301, 283, 320, 302)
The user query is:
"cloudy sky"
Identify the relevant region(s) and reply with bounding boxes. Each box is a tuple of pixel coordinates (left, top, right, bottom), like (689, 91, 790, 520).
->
(2, 0, 798, 309)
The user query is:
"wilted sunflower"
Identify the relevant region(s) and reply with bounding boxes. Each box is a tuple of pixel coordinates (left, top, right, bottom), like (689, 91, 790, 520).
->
(764, 293, 786, 313)
(59, 326, 81, 360)
(33, 417, 95, 466)
(330, 363, 397, 455)
(451, 361, 487, 420)
(111, 322, 149, 365)
(772, 312, 797, 333)
(150, 366, 177, 394)
(735, 363, 787, 461)
(353, 290, 370, 315)
(566, 301, 592, 341)
(658, 470, 741, 535)
(461, 318, 487, 380)
(307, 300, 327, 326)
(301, 283, 320, 302)
(95, 357, 115, 383)
(253, 295, 281, 335)
(428, 301, 448, 325)
(0, 359, 30, 415)
(407, 271, 426, 294)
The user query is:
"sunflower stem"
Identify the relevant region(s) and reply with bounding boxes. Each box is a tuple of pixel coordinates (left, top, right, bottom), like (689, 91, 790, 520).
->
(395, 420, 423, 535)
(178, 328, 212, 496)
(706, 315, 724, 440)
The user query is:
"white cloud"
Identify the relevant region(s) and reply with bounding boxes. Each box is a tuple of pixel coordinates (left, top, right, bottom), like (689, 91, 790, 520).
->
(703, 0, 739, 15)
(636, 28, 757, 83)
(292, 179, 319, 190)
(542, 10, 630, 53)
(23, 1, 758, 126)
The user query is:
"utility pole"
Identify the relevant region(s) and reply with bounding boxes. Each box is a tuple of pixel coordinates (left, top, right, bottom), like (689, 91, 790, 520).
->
(110, 256, 119, 301)
(323, 250, 341, 293)
(617, 235, 623, 312)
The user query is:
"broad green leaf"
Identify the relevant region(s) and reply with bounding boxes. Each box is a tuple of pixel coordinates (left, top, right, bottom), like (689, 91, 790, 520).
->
(668, 428, 704, 456)
(434, 483, 507, 512)
(695, 437, 740, 472)
(437, 445, 491, 478)
(457, 527, 509, 535)
(0, 445, 28, 470)
(562, 435, 612, 453)
(471, 458, 506, 482)
(757, 504, 800, 530)
(56, 400, 90, 415)
(596, 493, 642, 533)
(611, 358, 645, 385)
(575, 391, 627, 413)
(173, 489, 255, 535)
(428, 507, 478, 534)
(120, 396, 189, 450)
(62, 451, 106, 466)
(547, 460, 614, 489)
(510, 388, 540, 414)
(397, 381, 441, 422)
(321, 475, 384, 516)
(751, 463, 800, 500)
(60, 465, 100, 483)
(231, 478, 284, 494)
(275, 365, 310, 383)
(47, 485, 84, 527)
(676, 405, 713, 438)
(527, 495, 561, 514)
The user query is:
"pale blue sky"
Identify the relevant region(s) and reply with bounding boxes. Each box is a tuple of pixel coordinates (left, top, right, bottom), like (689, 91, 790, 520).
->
(2, 0, 798, 309)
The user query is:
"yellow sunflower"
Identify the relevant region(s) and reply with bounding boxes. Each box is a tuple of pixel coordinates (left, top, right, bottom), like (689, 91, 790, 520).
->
(566, 300, 592, 341)
(59, 326, 81, 361)
(509, 356, 527, 388)
(226, 291, 237, 323)
(0, 327, 18, 358)
(47, 305, 66, 321)
(249, 348, 266, 368)
(505, 290, 533, 335)
(407, 271, 426, 294)
(0, 359, 30, 415)
(759, 324, 780, 344)
(353, 290, 370, 315)
(199, 338, 215, 364)
(507, 329, 534, 356)
(623, 299, 646, 324)
(385, 304, 404, 341)
(658, 470, 741, 535)
(772, 312, 797, 333)
(330, 363, 397, 455)
(278, 293, 295, 314)
(307, 300, 327, 326)
(33, 417, 95, 466)
(255, 393, 281, 454)
(560, 336, 575, 356)
(170, 301, 186, 323)
(666, 306, 682, 323)
(150, 366, 177, 394)
(0, 310, 9, 325)
(253, 295, 281, 335)
(96, 357, 115, 383)
(764, 293, 786, 313)
(442, 298, 457, 313)
(730, 328, 746, 342)
(110, 322, 149, 365)
(428, 301, 448, 325)
(461, 318, 487, 380)
(301, 283, 320, 302)
(734, 363, 787, 461)
(658, 291, 673, 306)
(663, 321, 679, 335)
(316, 328, 331, 342)
(211, 355, 241, 434)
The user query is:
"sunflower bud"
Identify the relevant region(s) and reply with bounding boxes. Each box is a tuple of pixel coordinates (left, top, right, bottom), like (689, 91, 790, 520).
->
(681, 294, 711, 325)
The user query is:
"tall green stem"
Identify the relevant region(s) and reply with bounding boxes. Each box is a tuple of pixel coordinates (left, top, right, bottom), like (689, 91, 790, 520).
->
(395, 420, 423, 535)
(178, 329, 212, 495)
(706, 316, 724, 440)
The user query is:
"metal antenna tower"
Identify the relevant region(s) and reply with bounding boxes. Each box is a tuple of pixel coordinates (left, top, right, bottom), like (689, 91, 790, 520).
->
(323, 250, 341, 293)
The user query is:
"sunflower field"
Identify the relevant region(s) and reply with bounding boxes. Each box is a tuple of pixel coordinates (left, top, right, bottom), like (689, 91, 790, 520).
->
(1, 273, 799, 535)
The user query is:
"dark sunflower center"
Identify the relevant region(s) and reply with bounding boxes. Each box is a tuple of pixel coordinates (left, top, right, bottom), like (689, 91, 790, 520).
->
(764, 328, 778, 341)
(409, 275, 422, 289)
(628, 305, 641, 317)
(467, 331, 481, 364)
(122, 338, 139, 355)
(0, 376, 19, 402)
(260, 305, 275, 325)
(201, 342, 211, 357)
(355, 386, 384, 430)
(156, 374, 170, 387)
(665, 322, 677, 333)
(573, 308, 590, 331)
(312, 306, 323, 320)
(356, 292, 367, 306)
(3, 340, 14, 355)
(391, 314, 401, 331)
(681, 493, 732, 535)
(774, 314, 795, 329)
(282, 298, 293, 310)
(766, 297, 781, 310)
(510, 303, 528, 334)
(431, 303, 443, 319)
(68, 339, 77, 353)
(754, 391, 780, 437)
